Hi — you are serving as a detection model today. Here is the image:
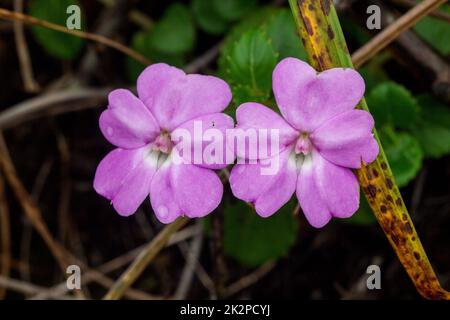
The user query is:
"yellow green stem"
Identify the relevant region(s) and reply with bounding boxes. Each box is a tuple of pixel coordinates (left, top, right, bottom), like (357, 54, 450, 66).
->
(289, 0, 449, 299)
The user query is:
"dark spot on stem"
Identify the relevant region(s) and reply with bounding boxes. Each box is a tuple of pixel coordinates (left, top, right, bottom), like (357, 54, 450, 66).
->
(303, 17, 314, 36)
(301, 37, 307, 47)
(367, 184, 377, 198)
(308, 3, 315, 10)
(386, 195, 393, 202)
(381, 162, 388, 170)
(327, 26, 335, 40)
(372, 168, 379, 178)
(386, 178, 394, 189)
(402, 213, 407, 221)
(396, 198, 403, 206)
(391, 234, 399, 246)
(317, 54, 325, 68)
(380, 205, 387, 213)
(404, 222, 413, 234)
(414, 252, 421, 260)
(321, 0, 331, 15)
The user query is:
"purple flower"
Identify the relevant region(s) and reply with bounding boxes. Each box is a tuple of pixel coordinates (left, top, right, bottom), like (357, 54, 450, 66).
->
(94, 63, 233, 223)
(229, 58, 379, 228)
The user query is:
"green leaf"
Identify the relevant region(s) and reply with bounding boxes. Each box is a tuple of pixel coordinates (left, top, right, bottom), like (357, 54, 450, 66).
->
(264, 9, 307, 60)
(125, 4, 193, 82)
(413, 95, 450, 158)
(219, 7, 278, 65)
(224, 201, 298, 267)
(147, 3, 195, 55)
(126, 31, 183, 82)
(212, 0, 257, 22)
(367, 82, 420, 130)
(29, 0, 85, 60)
(414, 4, 450, 55)
(379, 128, 423, 187)
(192, 0, 230, 35)
(222, 29, 277, 105)
(345, 194, 377, 226)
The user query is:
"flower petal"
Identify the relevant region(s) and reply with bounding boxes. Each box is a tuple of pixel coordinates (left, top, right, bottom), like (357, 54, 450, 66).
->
(171, 113, 235, 169)
(169, 163, 223, 218)
(233, 102, 299, 160)
(93, 146, 157, 217)
(273, 58, 365, 132)
(112, 156, 157, 216)
(230, 147, 297, 217)
(94, 147, 149, 200)
(296, 155, 331, 228)
(311, 110, 379, 168)
(137, 63, 232, 131)
(99, 89, 160, 149)
(297, 151, 359, 228)
(149, 161, 183, 224)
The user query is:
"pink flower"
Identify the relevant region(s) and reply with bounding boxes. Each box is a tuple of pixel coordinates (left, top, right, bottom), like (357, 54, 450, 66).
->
(229, 58, 379, 228)
(94, 64, 233, 223)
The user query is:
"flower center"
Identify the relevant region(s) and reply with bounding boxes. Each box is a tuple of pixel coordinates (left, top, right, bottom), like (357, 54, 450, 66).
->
(294, 133, 312, 155)
(152, 131, 173, 154)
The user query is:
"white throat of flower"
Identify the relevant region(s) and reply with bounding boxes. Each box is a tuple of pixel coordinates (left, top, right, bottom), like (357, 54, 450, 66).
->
(145, 132, 173, 170)
(292, 133, 313, 174)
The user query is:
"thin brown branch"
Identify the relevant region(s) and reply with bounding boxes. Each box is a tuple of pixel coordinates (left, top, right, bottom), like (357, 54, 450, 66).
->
(177, 239, 216, 298)
(224, 261, 276, 298)
(97, 0, 154, 29)
(0, 275, 75, 299)
(32, 224, 200, 300)
(13, 0, 39, 93)
(0, 8, 151, 65)
(174, 224, 205, 299)
(351, 0, 448, 68)
(0, 87, 110, 130)
(103, 217, 190, 300)
(0, 135, 69, 272)
(391, 0, 450, 23)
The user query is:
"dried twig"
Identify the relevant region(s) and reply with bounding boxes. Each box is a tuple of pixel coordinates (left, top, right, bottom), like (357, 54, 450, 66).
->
(178, 239, 216, 298)
(224, 261, 276, 298)
(32, 224, 201, 300)
(13, 0, 39, 93)
(0, 275, 75, 299)
(174, 224, 204, 299)
(0, 8, 151, 65)
(97, 0, 154, 29)
(391, 0, 450, 22)
(351, 0, 448, 68)
(78, 0, 133, 83)
(355, 0, 450, 103)
(211, 206, 228, 298)
(0, 136, 69, 272)
(0, 87, 110, 130)
(103, 217, 190, 300)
